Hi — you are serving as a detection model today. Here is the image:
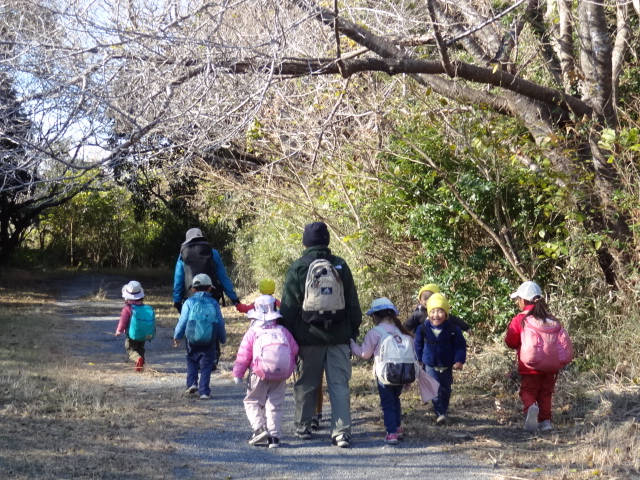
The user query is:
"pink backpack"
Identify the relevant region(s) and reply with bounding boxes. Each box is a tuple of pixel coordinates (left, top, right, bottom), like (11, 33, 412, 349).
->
(252, 326, 295, 381)
(520, 315, 573, 372)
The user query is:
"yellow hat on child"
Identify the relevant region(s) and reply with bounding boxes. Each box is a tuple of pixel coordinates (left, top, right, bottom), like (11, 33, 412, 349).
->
(258, 278, 276, 295)
(417, 283, 440, 301)
(427, 292, 450, 314)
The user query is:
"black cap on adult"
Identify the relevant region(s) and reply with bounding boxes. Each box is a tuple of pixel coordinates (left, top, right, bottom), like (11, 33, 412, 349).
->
(303, 221, 330, 247)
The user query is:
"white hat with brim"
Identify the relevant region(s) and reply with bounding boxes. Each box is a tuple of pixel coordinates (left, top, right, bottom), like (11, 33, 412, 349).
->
(183, 228, 205, 245)
(510, 281, 543, 301)
(247, 294, 281, 323)
(247, 309, 282, 322)
(122, 281, 145, 300)
(365, 297, 399, 316)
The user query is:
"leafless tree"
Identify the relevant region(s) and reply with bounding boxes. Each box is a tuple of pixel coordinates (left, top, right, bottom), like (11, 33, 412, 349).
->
(1, 0, 638, 282)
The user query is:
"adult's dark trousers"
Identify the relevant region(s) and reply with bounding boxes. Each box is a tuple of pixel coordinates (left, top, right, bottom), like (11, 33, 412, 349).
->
(294, 344, 352, 438)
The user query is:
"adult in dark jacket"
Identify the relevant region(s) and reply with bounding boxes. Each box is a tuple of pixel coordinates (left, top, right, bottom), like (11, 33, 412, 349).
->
(415, 293, 466, 424)
(403, 283, 470, 334)
(280, 222, 362, 448)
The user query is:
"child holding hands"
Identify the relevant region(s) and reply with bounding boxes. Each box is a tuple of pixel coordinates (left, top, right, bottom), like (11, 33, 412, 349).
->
(350, 297, 415, 445)
(233, 295, 299, 448)
(415, 293, 466, 424)
(235, 278, 281, 313)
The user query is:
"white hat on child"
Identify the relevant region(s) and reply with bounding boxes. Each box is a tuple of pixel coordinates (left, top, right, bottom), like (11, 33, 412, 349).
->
(510, 281, 542, 301)
(247, 294, 281, 324)
(122, 281, 145, 300)
(192, 273, 213, 287)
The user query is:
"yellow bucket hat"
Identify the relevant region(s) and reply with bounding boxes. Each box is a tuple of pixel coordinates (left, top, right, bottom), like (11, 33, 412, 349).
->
(258, 278, 276, 295)
(426, 292, 450, 314)
(417, 283, 441, 301)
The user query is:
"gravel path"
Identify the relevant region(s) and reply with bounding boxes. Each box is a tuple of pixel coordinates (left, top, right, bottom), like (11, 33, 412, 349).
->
(56, 274, 493, 480)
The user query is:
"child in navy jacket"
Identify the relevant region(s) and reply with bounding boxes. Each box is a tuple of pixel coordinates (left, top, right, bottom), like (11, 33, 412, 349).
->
(415, 293, 466, 424)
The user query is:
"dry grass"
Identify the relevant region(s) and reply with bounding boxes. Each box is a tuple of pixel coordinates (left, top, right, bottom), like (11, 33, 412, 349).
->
(1, 269, 639, 479)
(350, 335, 640, 480)
(0, 270, 238, 480)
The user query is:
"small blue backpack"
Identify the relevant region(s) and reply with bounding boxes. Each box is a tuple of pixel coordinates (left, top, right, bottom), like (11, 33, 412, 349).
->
(185, 296, 219, 346)
(128, 304, 156, 341)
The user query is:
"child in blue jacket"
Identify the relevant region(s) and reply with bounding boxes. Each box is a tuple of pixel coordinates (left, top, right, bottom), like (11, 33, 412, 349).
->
(415, 293, 466, 424)
(173, 274, 226, 400)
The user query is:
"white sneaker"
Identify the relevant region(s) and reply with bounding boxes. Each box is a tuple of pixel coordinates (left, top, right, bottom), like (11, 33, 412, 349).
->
(524, 404, 539, 432)
(539, 420, 553, 431)
(436, 414, 448, 425)
(185, 385, 197, 395)
(199, 394, 210, 400)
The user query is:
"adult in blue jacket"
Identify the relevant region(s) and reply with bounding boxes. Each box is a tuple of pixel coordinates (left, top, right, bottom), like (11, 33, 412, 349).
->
(415, 293, 466, 424)
(173, 228, 239, 311)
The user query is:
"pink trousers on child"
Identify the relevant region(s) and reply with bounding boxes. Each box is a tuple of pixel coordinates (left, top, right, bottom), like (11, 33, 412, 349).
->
(520, 372, 558, 422)
(244, 373, 287, 438)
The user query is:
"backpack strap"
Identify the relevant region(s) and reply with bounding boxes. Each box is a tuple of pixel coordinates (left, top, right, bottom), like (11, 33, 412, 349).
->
(301, 252, 337, 266)
(373, 325, 390, 339)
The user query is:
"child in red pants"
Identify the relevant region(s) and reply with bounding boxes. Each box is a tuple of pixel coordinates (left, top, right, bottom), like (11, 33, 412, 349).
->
(505, 281, 573, 433)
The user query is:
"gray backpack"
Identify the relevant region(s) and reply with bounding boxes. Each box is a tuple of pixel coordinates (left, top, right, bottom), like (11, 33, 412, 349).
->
(301, 256, 346, 327)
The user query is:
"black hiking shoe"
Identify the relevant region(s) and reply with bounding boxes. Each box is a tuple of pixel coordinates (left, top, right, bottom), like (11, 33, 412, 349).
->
(310, 415, 321, 430)
(331, 433, 351, 448)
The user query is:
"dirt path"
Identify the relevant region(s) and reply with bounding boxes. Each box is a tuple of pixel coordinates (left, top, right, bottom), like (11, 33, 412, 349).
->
(58, 274, 493, 480)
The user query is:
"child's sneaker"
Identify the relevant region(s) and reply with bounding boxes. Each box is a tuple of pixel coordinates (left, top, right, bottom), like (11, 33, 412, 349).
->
(396, 427, 404, 440)
(524, 403, 539, 432)
(199, 394, 210, 400)
(539, 420, 553, 432)
(384, 433, 399, 445)
(295, 427, 312, 440)
(135, 357, 144, 372)
(249, 427, 269, 445)
(268, 437, 280, 449)
(436, 414, 447, 425)
(185, 385, 198, 395)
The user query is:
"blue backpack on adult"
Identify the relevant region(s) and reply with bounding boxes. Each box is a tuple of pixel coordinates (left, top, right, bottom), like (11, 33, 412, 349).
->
(185, 296, 219, 346)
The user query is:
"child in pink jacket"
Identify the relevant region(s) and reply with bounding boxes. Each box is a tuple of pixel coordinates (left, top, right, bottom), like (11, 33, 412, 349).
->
(350, 297, 415, 445)
(233, 295, 299, 448)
